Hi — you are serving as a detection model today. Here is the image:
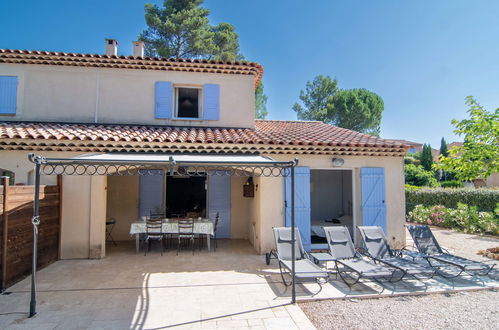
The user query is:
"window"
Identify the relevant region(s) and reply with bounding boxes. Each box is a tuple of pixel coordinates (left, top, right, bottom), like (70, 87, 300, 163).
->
(0, 76, 18, 115)
(175, 87, 201, 118)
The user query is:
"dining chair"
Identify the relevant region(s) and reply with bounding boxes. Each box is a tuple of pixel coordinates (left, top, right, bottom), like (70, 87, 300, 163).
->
(150, 211, 171, 247)
(213, 212, 220, 252)
(144, 216, 164, 256)
(177, 219, 195, 255)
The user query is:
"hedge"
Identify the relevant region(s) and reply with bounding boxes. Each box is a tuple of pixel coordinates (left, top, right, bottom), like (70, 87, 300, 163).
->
(405, 188, 499, 214)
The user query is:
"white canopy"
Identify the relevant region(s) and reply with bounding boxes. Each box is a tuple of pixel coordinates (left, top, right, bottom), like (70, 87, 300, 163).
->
(73, 153, 278, 165)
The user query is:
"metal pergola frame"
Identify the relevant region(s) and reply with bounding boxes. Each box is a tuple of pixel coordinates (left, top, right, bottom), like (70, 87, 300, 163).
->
(27, 153, 299, 317)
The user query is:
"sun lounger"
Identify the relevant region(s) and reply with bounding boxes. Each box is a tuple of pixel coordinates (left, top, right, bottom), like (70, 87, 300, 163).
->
(406, 225, 496, 278)
(266, 227, 329, 288)
(323, 226, 404, 287)
(358, 226, 435, 278)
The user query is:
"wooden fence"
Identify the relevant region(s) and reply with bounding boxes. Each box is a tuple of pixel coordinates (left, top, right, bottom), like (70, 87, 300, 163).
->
(0, 179, 60, 290)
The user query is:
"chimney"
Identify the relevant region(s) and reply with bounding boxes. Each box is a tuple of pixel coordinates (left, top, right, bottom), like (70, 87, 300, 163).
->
(132, 41, 144, 57)
(105, 39, 118, 56)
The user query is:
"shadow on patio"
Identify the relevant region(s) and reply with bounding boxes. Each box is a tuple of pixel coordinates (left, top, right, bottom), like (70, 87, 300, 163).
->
(0, 239, 497, 329)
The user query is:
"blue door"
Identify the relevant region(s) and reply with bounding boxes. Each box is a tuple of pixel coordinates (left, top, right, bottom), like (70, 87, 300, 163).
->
(285, 167, 311, 251)
(139, 171, 164, 217)
(360, 167, 387, 232)
(207, 174, 231, 238)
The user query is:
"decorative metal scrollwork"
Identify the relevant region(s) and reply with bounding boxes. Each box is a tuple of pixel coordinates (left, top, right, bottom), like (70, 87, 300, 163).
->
(40, 163, 292, 177)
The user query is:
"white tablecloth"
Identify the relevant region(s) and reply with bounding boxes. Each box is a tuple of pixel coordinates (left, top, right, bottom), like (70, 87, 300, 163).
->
(130, 219, 214, 236)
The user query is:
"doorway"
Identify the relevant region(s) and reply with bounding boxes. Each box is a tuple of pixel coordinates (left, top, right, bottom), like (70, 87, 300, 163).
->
(310, 169, 355, 249)
(165, 176, 207, 218)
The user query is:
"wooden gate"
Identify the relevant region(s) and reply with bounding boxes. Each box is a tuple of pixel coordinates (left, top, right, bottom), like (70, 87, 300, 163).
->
(0, 179, 60, 290)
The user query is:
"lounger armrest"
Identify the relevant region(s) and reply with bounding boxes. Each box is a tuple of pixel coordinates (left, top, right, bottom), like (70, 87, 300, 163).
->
(400, 249, 427, 261)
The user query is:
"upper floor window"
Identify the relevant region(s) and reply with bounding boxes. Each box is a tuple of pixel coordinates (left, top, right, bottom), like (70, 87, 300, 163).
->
(155, 81, 219, 121)
(175, 87, 201, 119)
(0, 76, 18, 115)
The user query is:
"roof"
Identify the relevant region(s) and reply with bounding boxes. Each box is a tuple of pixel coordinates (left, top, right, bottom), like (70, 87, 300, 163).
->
(0, 120, 408, 156)
(387, 139, 423, 148)
(0, 49, 263, 88)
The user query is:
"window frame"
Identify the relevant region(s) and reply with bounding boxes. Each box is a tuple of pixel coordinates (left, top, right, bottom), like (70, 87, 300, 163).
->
(173, 85, 203, 120)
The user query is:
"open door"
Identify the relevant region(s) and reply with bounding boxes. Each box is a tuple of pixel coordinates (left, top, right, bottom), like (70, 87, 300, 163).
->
(285, 167, 311, 251)
(360, 167, 387, 232)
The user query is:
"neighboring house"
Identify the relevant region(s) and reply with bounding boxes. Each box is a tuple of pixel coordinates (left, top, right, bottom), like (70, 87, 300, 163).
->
(391, 139, 439, 160)
(0, 42, 408, 259)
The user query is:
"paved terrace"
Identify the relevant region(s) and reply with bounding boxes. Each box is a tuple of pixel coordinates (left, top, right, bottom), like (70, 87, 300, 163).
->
(0, 235, 497, 329)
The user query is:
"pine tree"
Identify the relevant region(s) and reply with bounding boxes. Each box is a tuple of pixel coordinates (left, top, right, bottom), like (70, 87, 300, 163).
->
(440, 137, 449, 158)
(420, 144, 434, 172)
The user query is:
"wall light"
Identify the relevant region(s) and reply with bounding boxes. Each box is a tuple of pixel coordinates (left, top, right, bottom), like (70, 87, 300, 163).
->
(332, 158, 345, 167)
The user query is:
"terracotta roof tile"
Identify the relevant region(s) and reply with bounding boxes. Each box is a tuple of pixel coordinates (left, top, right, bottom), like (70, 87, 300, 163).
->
(0, 49, 263, 88)
(0, 120, 407, 152)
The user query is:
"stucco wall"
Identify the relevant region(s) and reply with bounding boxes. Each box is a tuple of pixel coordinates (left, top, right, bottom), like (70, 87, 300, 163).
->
(230, 176, 251, 239)
(106, 175, 140, 241)
(0, 63, 255, 128)
(253, 154, 406, 252)
(60, 175, 107, 259)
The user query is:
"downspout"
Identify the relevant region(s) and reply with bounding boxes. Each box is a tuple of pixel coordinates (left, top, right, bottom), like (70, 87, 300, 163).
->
(94, 72, 101, 123)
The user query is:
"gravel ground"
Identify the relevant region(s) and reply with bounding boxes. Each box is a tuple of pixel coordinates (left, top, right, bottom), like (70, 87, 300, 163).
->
(300, 226, 499, 329)
(300, 289, 499, 330)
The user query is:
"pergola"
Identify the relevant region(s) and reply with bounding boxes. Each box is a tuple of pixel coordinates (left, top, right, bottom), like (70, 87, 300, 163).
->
(27, 152, 299, 317)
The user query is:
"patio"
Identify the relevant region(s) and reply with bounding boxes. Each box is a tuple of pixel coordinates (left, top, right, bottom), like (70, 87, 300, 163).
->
(0, 236, 498, 329)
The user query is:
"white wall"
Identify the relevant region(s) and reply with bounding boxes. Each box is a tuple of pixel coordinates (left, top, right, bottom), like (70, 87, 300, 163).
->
(0, 63, 256, 128)
(311, 170, 352, 221)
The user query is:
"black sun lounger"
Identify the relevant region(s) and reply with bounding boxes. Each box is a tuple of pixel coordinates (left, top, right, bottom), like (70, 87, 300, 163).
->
(324, 226, 404, 287)
(358, 226, 435, 279)
(266, 227, 329, 288)
(406, 225, 496, 278)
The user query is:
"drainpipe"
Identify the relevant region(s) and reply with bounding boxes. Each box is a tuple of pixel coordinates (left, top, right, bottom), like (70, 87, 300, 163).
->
(94, 72, 101, 123)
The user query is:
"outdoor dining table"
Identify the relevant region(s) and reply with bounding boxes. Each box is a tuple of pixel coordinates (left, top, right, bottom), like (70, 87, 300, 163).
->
(130, 218, 215, 252)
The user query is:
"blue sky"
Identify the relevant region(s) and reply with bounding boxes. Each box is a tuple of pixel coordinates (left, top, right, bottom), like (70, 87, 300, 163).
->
(1, 0, 498, 147)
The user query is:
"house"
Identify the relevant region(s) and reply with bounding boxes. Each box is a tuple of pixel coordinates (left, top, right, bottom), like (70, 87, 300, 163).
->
(0, 42, 408, 259)
(390, 139, 439, 159)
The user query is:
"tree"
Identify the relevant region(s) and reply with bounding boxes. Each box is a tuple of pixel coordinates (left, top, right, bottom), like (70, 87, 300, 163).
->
(436, 96, 499, 182)
(440, 137, 449, 158)
(292, 76, 384, 135)
(139, 0, 268, 116)
(404, 164, 438, 187)
(420, 144, 433, 172)
(330, 89, 384, 136)
(292, 75, 338, 123)
(255, 81, 268, 119)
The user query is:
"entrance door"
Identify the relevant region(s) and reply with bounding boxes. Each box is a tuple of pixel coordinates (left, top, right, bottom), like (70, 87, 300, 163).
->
(285, 167, 311, 251)
(360, 167, 386, 232)
(207, 175, 231, 238)
(139, 171, 164, 217)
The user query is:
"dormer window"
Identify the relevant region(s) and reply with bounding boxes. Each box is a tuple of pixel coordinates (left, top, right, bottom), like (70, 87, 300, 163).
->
(175, 87, 202, 119)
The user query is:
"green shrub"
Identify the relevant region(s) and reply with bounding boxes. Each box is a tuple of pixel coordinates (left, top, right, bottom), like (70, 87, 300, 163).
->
(440, 180, 464, 188)
(406, 187, 499, 213)
(404, 164, 439, 187)
(407, 203, 498, 235)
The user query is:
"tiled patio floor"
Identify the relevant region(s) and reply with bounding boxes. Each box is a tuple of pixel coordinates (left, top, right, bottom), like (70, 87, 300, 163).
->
(0, 238, 497, 329)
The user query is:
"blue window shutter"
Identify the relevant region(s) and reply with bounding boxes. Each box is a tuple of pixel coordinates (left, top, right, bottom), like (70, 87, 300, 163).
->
(361, 167, 387, 232)
(207, 174, 231, 238)
(203, 84, 220, 120)
(0, 76, 18, 115)
(285, 167, 311, 251)
(139, 170, 164, 217)
(154, 81, 172, 119)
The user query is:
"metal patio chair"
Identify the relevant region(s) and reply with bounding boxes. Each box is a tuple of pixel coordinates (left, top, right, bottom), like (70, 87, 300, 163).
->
(323, 226, 404, 287)
(266, 227, 329, 291)
(406, 225, 496, 278)
(144, 216, 165, 256)
(358, 226, 436, 280)
(177, 219, 195, 255)
(105, 217, 117, 246)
